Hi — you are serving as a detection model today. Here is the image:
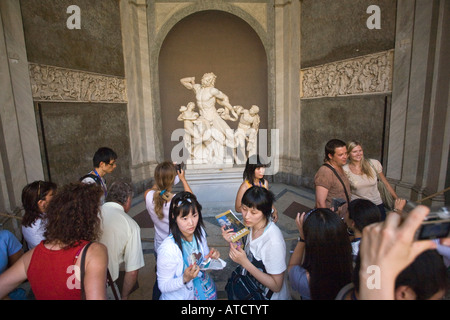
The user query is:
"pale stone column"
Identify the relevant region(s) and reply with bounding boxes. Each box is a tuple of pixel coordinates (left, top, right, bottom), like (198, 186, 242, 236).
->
(274, 0, 302, 181)
(0, 0, 43, 221)
(120, 0, 160, 187)
(387, 0, 450, 205)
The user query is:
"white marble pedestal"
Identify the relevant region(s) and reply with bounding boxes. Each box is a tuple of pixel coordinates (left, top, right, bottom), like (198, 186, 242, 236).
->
(181, 166, 244, 217)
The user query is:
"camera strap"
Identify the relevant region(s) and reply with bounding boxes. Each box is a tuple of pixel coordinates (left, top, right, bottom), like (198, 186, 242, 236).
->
(323, 163, 350, 205)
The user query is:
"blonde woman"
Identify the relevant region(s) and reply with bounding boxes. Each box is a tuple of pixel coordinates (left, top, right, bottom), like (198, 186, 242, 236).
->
(343, 141, 398, 220)
(145, 161, 193, 299)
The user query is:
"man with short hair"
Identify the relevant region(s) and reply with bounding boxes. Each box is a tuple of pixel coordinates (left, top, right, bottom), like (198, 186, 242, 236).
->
(100, 181, 144, 300)
(314, 139, 351, 218)
(81, 147, 117, 203)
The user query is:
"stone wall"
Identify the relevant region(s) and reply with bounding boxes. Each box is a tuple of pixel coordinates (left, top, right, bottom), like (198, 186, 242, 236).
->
(36, 102, 130, 187)
(280, 0, 398, 189)
(20, 0, 124, 76)
(19, 0, 132, 188)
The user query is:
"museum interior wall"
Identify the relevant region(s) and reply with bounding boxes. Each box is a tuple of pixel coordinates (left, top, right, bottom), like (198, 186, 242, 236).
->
(1, 0, 449, 235)
(20, 0, 132, 188)
(288, 0, 397, 188)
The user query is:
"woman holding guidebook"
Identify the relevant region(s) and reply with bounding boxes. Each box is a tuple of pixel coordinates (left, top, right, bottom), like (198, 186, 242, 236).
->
(157, 191, 220, 300)
(223, 186, 290, 300)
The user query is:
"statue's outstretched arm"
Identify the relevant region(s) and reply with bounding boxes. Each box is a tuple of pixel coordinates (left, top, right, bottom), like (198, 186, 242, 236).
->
(180, 77, 196, 90)
(215, 90, 238, 120)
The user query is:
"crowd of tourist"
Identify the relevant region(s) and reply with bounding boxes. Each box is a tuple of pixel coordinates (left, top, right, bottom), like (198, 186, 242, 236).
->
(0, 142, 448, 300)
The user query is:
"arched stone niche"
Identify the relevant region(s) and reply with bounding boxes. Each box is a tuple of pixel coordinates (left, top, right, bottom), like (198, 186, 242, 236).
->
(147, 2, 275, 163)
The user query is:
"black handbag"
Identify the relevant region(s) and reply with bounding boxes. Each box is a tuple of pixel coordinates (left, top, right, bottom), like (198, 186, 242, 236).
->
(225, 266, 273, 300)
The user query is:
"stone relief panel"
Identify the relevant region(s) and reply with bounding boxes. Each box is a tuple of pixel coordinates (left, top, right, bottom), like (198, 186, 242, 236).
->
(300, 50, 394, 99)
(28, 63, 127, 103)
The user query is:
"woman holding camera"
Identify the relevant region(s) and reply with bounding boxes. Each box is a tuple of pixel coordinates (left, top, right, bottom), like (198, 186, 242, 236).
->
(145, 161, 193, 299)
(288, 208, 353, 300)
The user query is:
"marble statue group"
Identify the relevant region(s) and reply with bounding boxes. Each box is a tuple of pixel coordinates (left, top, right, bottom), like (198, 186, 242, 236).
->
(178, 73, 260, 165)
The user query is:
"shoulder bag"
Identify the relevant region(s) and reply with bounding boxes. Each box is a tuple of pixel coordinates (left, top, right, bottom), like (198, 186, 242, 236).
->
(225, 265, 273, 300)
(80, 242, 119, 300)
(368, 160, 395, 210)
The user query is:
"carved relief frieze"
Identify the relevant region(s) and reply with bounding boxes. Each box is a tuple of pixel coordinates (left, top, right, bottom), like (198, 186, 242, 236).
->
(300, 50, 394, 99)
(28, 63, 127, 103)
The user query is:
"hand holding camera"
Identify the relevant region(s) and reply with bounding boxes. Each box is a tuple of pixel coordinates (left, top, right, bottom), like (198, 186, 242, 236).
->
(176, 162, 184, 173)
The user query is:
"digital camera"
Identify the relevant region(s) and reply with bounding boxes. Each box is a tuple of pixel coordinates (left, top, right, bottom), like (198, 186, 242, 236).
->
(404, 201, 450, 240)
(176, 162, 184, 173)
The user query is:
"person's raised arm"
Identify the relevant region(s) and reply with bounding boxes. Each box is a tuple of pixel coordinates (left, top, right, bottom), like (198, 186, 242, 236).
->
(177, 167, 193, 194)
(358, 206, 437, 300)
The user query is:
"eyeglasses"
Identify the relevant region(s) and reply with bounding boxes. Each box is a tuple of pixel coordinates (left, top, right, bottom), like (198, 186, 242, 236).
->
(106, 160, 116, 166)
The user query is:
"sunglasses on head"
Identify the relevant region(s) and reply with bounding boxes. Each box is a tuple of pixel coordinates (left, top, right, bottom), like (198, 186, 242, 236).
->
(176, 198, 192, 207)
(174, 193, 195, 208)
(303, 208, 319, 222)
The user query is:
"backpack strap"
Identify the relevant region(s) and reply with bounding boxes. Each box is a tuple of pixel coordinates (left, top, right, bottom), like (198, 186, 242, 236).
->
(79, 173, 101, 185)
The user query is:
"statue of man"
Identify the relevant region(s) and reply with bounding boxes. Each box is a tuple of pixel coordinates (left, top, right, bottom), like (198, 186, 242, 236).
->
(177, 102, 199, 159)
(234, 105, 260, 162)
(180, 73, 238, 148)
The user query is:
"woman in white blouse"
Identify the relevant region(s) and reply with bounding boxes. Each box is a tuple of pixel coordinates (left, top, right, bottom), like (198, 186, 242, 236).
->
(21, 181, 57, 249)
(343, 141, 398, 220)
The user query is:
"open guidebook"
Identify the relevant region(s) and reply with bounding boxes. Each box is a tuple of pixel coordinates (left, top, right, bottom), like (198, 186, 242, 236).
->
(215, 209, 250, 248)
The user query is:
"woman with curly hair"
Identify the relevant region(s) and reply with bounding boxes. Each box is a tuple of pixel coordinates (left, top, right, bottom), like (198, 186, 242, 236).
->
(0, 182, 108, 300)
(21, 180, 57, 249)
